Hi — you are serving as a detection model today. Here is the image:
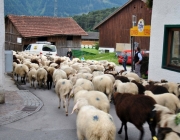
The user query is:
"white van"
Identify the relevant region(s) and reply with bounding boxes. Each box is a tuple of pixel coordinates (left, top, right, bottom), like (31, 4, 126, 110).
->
(24, 42, 57, 56)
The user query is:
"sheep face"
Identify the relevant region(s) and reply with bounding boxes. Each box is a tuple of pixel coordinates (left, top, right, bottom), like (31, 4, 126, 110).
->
(71, 98, 88, 114)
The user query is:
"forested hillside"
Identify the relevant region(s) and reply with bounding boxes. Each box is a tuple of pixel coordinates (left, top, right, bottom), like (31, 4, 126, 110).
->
(4, 0, 127, 17)
(73, 7, 118, 31)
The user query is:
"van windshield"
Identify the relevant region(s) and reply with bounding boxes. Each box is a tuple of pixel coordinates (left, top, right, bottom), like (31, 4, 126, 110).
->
(42, 45, 56, 52)
(25, 45, 31, 50)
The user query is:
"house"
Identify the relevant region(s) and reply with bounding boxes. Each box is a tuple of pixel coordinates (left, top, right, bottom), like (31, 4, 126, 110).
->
(81, 32, 99, 48)
(0, 0, 5, 88)
(93, 0, 152, 52)
(148, 0, 180, 83)
(5, 15, 88, 56)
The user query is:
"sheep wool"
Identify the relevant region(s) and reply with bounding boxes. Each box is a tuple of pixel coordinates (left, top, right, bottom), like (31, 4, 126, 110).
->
(72, 98, 116, 140)
(55, 79, 73, 116)
(145, 90, 180, 113)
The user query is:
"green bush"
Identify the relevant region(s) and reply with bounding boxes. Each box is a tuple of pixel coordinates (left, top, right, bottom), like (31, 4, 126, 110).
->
(93, 42, 99, 50)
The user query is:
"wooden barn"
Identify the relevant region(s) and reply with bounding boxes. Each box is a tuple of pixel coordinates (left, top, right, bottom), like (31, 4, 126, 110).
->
(81, 32, 99, 48)
(93, 0, 152, 51)
(5, 15, 87, 56)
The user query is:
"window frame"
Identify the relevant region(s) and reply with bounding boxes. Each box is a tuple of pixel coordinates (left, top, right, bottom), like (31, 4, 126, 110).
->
(162, 25, 180, 72)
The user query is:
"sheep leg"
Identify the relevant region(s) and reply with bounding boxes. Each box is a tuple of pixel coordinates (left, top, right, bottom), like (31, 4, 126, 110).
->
(147, 121, 156, 138)
(124, 122, 128, 140)
(50, 81, 52, 89)
(23, 75, 26, 85)
(47, 81, 49, 90)
(136, 126, 144, 140)
(61, 95, 68, 116)
(16, 74, 18, 81)
(118, 122, 124, 134)
(58, 94, 61, 109)
(77, 131, 84, 140)
(34, 81, 36, 89)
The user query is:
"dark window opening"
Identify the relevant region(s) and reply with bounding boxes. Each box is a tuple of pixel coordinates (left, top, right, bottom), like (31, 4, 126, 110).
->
(67, 36, 73, 40)
(51, 42, 55, 45)
(38, 37, 47, 41)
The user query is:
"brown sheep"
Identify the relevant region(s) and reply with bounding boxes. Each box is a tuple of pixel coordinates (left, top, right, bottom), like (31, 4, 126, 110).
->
(113, 92, 157, 140)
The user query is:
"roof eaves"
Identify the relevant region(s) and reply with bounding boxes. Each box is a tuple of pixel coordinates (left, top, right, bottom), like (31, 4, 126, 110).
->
(93, 0, 133, 30)
(7, 15, 24, 37)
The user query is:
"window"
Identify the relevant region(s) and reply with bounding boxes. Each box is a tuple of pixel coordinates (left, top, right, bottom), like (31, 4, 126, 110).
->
(42, 45, 56, 52)
(162, 25, 180, 72)
(67, 36, 73, 40)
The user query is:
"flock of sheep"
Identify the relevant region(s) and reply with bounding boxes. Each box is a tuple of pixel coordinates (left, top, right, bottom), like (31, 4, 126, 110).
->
(12, 51, 180, 140)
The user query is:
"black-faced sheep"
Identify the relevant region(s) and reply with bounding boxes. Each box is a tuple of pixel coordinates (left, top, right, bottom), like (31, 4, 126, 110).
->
(131, 80, 146, 94)
(71, 98, 116, 140)
(153, 104, 180, 133)
(157, 127, 180, 140)
(113, 92, 157, 140)
(115, 75, 130, 83)
(121, 71, 140, 83)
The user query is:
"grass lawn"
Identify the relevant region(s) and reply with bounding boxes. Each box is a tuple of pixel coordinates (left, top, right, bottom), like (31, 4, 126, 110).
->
(77, 48, 119, 65)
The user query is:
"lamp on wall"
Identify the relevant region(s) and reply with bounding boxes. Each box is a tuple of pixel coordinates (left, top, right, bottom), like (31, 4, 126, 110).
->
(131, 15, 137, 72)
(132, 15, 137, 27)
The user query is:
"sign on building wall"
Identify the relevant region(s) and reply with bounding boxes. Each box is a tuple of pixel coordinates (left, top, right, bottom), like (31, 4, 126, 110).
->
(17, 37, 22, 43)
(130, 19, 151, 37)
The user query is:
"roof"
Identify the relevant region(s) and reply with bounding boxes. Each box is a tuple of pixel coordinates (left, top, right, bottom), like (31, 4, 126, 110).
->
(6, 15, 88, 38)
(93, 0, 133, 30)
(81, 32, 99, 40)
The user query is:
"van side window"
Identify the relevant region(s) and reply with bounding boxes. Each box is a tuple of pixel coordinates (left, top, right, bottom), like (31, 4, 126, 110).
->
(42, 45, 56, 52)
(25, 45, 31, 50)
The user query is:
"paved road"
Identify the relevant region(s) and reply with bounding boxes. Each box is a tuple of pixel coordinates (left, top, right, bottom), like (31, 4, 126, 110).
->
(0, 66, 153, 140)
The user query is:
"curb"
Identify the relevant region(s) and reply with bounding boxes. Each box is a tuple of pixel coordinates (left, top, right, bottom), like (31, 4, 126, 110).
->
(0, 90, 43, 126)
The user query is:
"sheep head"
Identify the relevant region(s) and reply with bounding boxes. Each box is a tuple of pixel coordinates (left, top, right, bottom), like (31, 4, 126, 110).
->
(71, 98, 89, 114)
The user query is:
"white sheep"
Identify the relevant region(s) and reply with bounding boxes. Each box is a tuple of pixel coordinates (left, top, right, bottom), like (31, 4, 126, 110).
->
(55, 79, 73, 116)
(71, 98, 116, 140)
(36, 67, 47, 88)
(73, 90, 110, 113)
(153, 104, 180, 133)
(122, 71, 140, 83)
(53, 69, 67, 86)
(70, 78, 94, 95)
(92, 71, 104, 77)
(76, 73, 93, 81)
(27, 67, 37, 89)
(14, 64, 29, 84)
(113, 80, 138, 95)
(144, 90, 180, 113)
(92, 75, 113, 102)
(61, 67, 76, 78)
(104, 74, 115, 83)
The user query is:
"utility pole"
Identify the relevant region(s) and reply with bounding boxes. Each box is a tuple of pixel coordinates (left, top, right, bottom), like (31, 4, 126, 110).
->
(54, 0, 57, 17)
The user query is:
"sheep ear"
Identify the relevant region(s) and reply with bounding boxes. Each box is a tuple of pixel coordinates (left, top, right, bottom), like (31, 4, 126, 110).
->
(71, 101, 79, 114)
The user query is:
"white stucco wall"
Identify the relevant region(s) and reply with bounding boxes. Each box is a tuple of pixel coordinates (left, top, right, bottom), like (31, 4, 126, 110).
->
(148, 0, 180, 83)
(0, 0, 5, 89)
